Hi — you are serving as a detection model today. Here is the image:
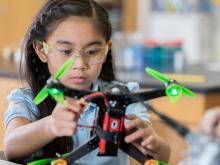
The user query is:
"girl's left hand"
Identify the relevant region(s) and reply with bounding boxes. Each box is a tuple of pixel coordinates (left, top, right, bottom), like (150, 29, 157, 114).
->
(124, 114, 160, 156)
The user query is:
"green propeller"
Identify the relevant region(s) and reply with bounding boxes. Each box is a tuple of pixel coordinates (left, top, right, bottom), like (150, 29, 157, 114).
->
(54, 58, 73, 80)
(145, 67, 196, 101)
(145, 68, 169, 83)
(27, 158, 53, 165)
(27, 152, 70, 165)
(33, 58, 74, 105)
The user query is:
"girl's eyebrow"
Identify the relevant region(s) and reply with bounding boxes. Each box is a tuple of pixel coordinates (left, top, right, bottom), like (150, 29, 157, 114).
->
(56, 40, 73, 45)
(55, 40, 104, 47)
(85, 41, 103, 47)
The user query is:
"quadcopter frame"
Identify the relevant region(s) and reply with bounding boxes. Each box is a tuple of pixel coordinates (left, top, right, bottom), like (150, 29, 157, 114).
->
(46, 82, 167, 164)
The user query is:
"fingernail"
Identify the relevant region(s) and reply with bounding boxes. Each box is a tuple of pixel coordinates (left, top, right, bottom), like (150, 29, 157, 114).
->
(125, 124, 128, 128)
(124, 137, 129, 143)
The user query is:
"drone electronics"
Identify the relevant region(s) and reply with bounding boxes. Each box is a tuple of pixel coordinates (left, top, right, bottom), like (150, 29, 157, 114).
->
(29, 58, 196, 165)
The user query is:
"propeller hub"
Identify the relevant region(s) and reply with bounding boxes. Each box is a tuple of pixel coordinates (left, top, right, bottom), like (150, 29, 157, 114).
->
(165, 79, 177, 87)
(46, 76, 55, 88)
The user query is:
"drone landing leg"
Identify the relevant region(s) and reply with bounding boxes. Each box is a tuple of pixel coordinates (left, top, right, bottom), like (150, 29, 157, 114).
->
(120, 141, 152, 164)
(66, 136, 99, 163)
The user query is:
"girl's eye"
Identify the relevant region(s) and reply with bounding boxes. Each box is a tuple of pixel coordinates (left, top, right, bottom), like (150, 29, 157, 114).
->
(85, 48, 101, 56)
(59, 49, 72, 56)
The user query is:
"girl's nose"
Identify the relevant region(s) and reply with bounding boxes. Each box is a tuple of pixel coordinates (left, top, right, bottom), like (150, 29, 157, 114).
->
(72, 56, 88, 70)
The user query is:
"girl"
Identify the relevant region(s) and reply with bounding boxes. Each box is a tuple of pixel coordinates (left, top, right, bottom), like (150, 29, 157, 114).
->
(4, 0, 170, 164)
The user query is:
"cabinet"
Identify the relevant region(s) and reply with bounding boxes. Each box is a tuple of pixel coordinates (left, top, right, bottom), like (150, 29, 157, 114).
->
(0, 0, 44, 54)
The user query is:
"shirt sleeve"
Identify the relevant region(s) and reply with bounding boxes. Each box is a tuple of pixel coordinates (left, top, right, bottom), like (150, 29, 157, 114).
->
(4, 88, 40, 128)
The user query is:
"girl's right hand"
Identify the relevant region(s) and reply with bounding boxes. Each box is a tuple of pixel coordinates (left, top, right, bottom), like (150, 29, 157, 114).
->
(48, 97, 84, 137)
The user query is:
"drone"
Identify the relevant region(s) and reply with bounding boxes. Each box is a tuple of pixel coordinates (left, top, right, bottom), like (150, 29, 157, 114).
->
(28, 58, 196, 165)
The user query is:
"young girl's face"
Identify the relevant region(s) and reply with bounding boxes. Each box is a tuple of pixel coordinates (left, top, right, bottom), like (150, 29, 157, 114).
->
(39, 17, 109, 90)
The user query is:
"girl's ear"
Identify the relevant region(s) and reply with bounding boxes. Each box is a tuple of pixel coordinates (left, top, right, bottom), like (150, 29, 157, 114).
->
(33, 41, 48, 63)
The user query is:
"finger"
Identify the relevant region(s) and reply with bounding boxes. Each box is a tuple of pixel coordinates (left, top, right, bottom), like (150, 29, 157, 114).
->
(125, 118, 146, 130)
(57, 99, 82, 120)
(53, 108, 79, 122)
(125, 128, 148, 143)
(59, 127, 77, 137)
(125, 114, 137, 120)
(141, 135, 155, 150)
(65, 99, 84, 115)
(55, 120, 77, 130)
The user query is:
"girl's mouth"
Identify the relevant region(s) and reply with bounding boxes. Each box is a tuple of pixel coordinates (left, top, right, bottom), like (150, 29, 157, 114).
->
(69, 76, 87, 84)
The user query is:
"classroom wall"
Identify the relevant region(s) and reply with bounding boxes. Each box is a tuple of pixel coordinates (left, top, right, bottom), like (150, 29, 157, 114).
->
(0, 0, 44, 54)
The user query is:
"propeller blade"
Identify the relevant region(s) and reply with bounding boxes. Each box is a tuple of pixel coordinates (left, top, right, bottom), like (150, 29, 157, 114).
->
(55, 58, 74, 80)
(33, 86, 49, 105)
(181, 86, 196, 98)
(49, 88, 65, 105)
(145, 67, 170, 83)
(27, 158, 53, 165)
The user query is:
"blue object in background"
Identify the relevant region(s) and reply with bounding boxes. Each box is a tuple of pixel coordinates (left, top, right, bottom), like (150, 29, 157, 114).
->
(121, 43, 145, 80)
(199, 0, 213, 12)
(142, 41, 183, 73)
(130, 44, 146, 71)
(113, 37, 184, 82)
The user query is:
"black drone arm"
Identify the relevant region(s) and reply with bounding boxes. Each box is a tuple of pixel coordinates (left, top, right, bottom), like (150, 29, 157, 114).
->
(65, 136, 151, 165)
(66, 136, 99, 163)
(126, 88, 166, 103)
(98, 88, 166, 106)
(51, 83, 92, 98)
(51, 83, 166, 105)
(120, 141, 153, 164)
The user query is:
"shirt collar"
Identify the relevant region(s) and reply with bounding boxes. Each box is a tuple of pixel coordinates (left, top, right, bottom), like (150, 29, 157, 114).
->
(83, 79, 100, 113)
(91, 79, 100, 92)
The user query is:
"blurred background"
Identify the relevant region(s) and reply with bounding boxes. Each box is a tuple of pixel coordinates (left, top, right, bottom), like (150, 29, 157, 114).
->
(1, 0, 220, 80)
(1, 0, 220, 165)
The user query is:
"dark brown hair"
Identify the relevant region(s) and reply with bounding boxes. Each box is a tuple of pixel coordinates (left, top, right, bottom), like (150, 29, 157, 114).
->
(21, 0, 115, 161)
